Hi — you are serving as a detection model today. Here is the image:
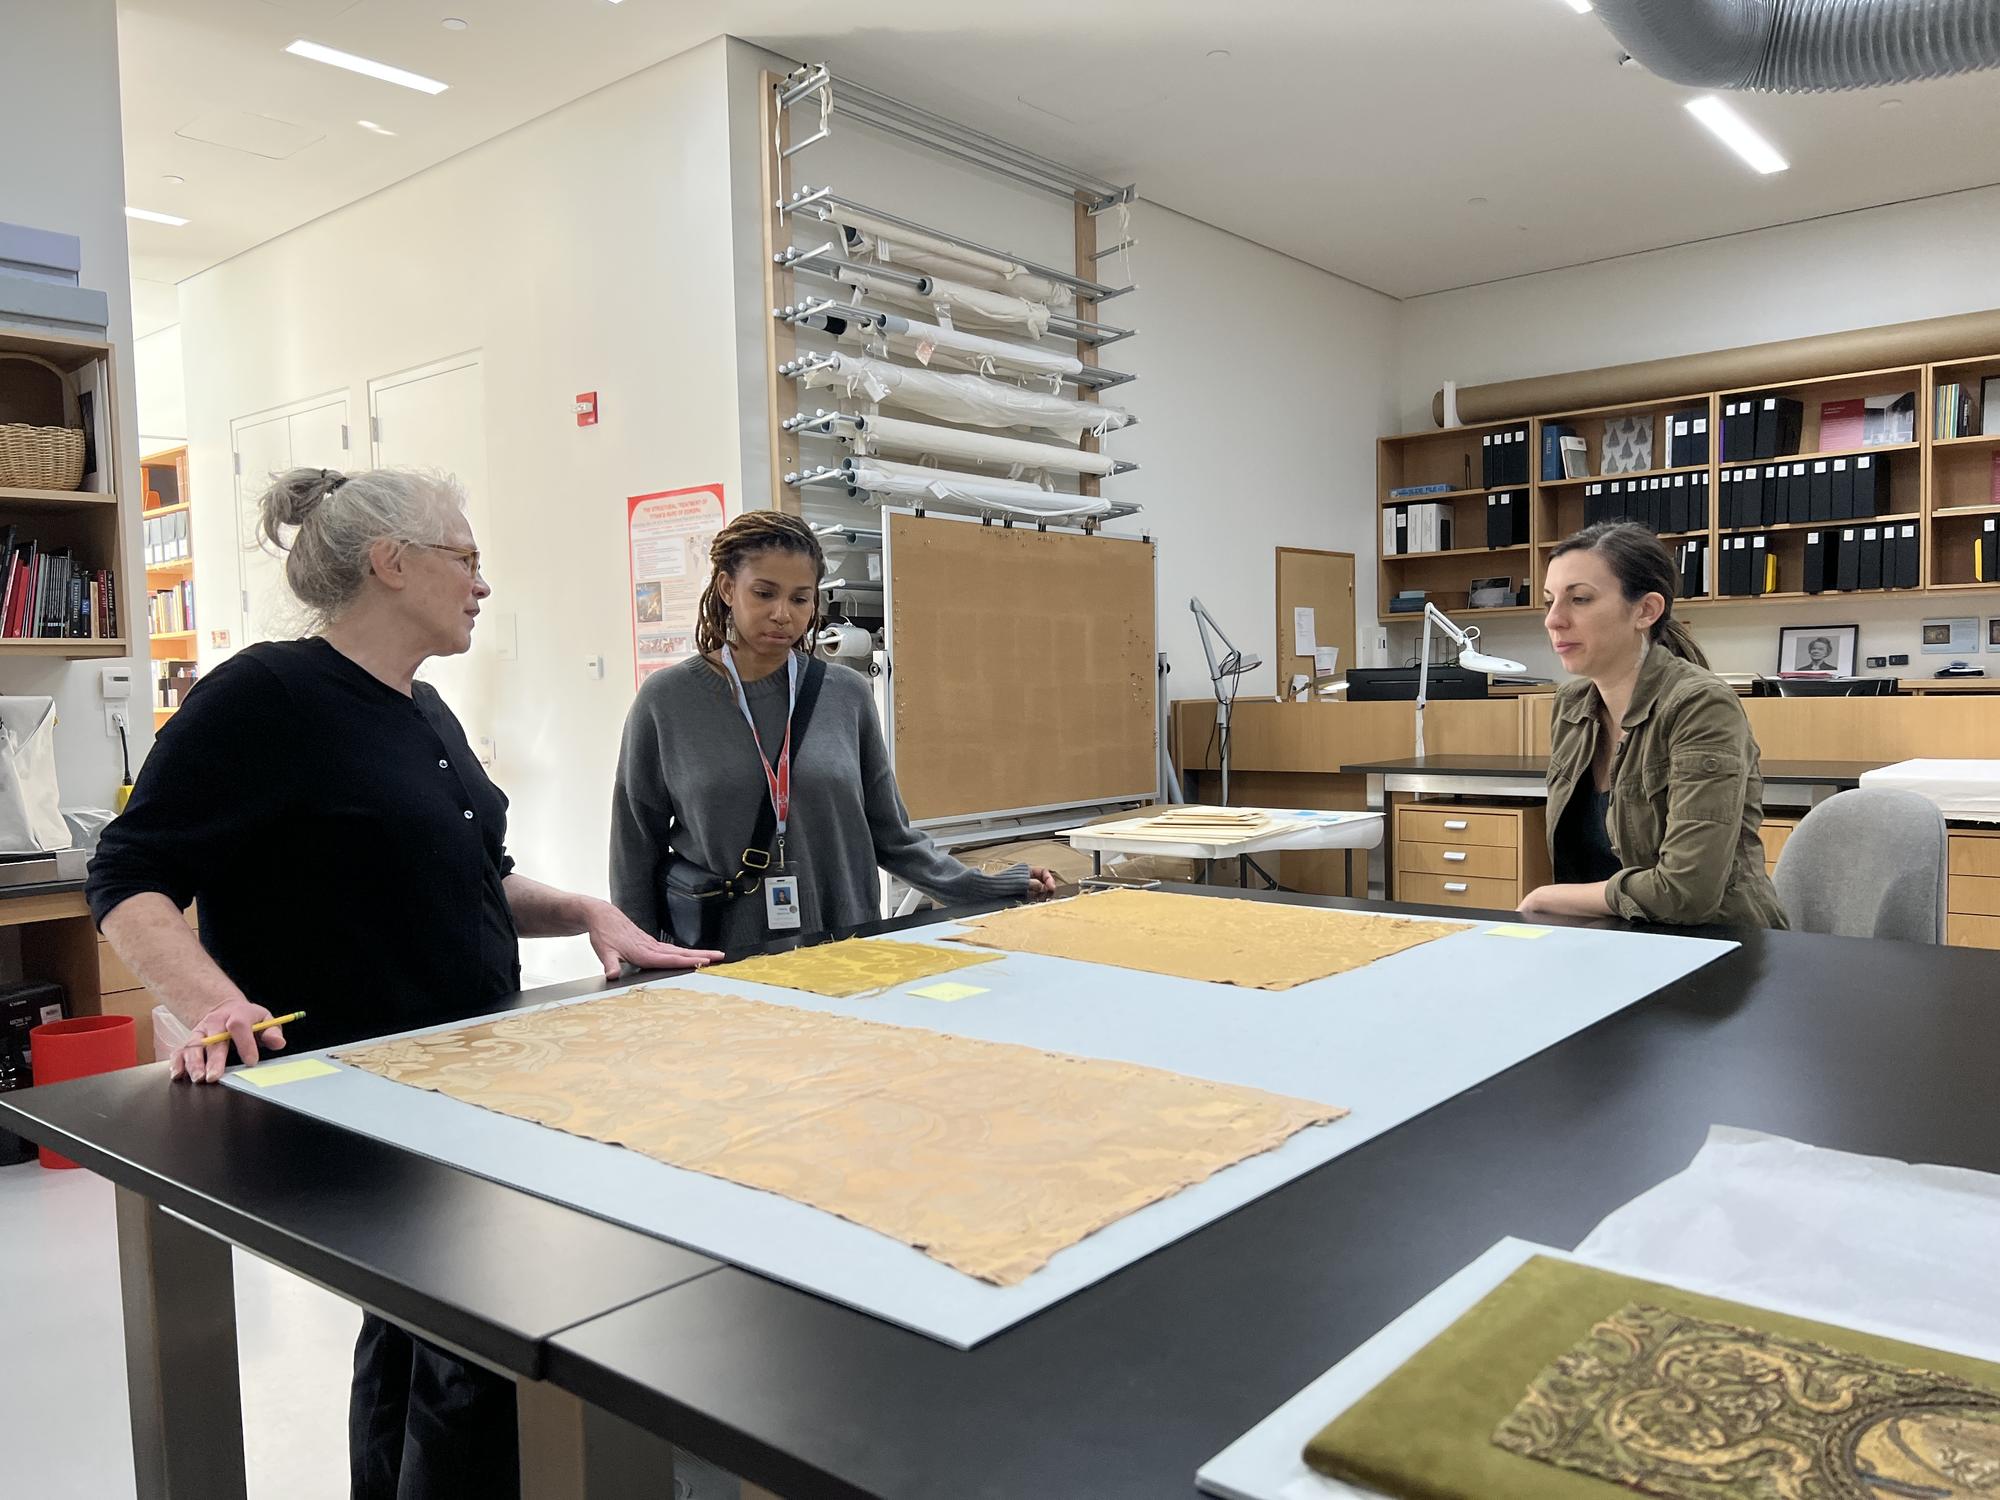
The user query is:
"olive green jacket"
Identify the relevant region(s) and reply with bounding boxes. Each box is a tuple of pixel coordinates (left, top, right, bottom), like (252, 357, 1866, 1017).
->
(1547, 643, 1788, 929)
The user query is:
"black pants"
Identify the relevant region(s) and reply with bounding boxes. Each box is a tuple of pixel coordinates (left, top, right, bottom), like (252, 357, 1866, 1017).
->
(350, 1312, 519, 1500)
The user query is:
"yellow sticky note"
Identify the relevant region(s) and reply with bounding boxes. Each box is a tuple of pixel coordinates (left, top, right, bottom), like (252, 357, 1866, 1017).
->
(908, 981, 989, 1002)
(237, 1058, 340, 1088)
(1485, 924, 1552, 939)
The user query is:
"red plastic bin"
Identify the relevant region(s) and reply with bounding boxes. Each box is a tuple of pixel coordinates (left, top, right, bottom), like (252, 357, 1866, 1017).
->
(30, 1014, 135, 1169)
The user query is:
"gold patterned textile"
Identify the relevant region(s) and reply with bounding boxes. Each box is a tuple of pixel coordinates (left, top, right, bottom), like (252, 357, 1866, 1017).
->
(1496, 1301, 2000, 1500)
(948, 888, 1469, 990)
(698, 939, 1002, 999)
(336, 988, 1344, 1285)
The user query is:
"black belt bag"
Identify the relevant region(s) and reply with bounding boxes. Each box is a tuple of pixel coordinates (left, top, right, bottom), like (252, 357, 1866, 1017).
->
(660, 655, 827, 950)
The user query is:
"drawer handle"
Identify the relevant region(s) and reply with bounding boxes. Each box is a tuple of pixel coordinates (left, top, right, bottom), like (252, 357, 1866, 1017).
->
(1445, 881, 1469, 893)
(1444, 819, 1469, 830)
(1443, 850, 1468, 862)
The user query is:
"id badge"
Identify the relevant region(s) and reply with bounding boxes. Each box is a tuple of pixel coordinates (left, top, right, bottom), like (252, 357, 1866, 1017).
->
(764, 874, 802, 931)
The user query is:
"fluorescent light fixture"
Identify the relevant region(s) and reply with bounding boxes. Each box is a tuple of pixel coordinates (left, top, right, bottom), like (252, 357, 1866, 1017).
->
(1563, 0, 1593, 11)
(125, 207, 190, 227)
(1685, 94, 1789, 174)
(285, 38, 448, 94)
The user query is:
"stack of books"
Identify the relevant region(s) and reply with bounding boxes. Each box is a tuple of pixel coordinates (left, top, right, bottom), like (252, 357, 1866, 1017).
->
(1936, 381, 1984, 440)
(1388, 589, 1427, 615)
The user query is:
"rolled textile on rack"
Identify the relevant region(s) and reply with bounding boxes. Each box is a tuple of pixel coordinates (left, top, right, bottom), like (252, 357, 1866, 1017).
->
(797, 307, 1083, 379)
(843, 413, 1120, 478)
(843, 458, 1113, 518)
(837, 265, 1052, 339)
(799, 353, 1133, 438)
(827, 205, 1075, 309)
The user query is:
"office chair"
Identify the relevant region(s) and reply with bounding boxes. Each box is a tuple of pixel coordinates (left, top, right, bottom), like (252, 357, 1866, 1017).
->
(1773, 789, 1946, 943)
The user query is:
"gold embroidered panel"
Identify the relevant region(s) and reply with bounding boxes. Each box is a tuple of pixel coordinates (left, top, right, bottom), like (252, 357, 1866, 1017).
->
(700, 939, 1003, 999)
(1495, 1300, 2000, 1499)
(337, 988, 1345, 1286)
(948, 888, 1470, 991)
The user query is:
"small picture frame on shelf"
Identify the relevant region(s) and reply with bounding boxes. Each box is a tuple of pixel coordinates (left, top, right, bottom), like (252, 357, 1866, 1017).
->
(1987, 617, 2000, 650)
(1776, 624, 1858, 677)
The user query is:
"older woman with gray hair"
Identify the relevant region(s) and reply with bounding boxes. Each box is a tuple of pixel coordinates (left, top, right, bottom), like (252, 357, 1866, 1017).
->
(85, 465, 720, 1500)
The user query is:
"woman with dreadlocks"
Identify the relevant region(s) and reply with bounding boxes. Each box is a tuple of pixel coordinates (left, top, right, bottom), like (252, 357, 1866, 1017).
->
(611, 509, 1057, 950)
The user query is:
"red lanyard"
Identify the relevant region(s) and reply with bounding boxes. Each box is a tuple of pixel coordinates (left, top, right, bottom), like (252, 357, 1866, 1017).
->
(720, 646, 798, 852)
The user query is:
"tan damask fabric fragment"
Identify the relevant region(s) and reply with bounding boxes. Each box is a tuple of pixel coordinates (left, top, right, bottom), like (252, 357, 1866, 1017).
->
(337, 988, 1344, 1285)
(949, 888, 1469, 990)
(699, 938, 1002, 998)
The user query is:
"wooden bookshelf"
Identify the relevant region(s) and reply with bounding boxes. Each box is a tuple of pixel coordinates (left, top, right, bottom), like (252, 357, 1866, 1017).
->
(1377, 350, 2000, 623)
(0, 328, 132, 653)
(143, 444, 198, 712)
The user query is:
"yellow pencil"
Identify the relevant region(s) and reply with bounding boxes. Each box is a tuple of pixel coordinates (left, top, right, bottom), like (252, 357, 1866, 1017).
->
(194, 1010, 305, 1049)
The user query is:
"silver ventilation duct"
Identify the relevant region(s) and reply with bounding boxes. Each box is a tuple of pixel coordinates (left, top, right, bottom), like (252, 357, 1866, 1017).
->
(1592, 0, 2000, 92)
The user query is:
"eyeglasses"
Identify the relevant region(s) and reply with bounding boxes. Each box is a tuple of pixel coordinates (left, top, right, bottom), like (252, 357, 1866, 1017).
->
(411, 542, 483, 578)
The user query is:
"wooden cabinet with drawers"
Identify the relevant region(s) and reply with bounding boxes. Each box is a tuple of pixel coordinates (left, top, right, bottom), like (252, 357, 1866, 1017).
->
(1393, 802, 1550, 911)
(1758, 817, 1797, 879)
(1947, 830, 2000, 950)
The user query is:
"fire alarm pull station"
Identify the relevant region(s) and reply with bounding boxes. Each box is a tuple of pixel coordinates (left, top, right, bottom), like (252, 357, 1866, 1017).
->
(574, 392, 598, 427)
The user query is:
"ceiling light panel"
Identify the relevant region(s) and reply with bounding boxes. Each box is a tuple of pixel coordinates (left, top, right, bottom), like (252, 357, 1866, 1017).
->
(1685, 95, 1789, 174)
(284, 39, 449, 94)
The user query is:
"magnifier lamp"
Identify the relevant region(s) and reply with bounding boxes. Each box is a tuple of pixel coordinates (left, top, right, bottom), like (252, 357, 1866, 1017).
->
(1189, 597, 1260, 805)
(1416, 602, 1527, 758)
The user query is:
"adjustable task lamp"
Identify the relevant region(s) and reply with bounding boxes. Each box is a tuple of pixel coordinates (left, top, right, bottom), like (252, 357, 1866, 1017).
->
(1189, 597, 1261, 805)
(1415, 603, 1527, 758)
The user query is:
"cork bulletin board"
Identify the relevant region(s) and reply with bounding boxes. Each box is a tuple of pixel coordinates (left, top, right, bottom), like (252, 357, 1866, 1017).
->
(883, 511, 1158, 822)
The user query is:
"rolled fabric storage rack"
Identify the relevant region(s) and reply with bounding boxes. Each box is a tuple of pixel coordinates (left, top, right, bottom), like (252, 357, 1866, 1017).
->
(840, 412, 1120, 478)
(794, 307, 1083, 379)
(843, 458, 1112, 517)
(828, 205, 1075, 308)
(798, 353, 1132, 438)
(836, 264, 1052, 339)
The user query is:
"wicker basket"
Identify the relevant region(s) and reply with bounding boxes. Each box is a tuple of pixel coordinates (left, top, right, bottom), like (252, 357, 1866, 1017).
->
(0, 354, 86, 491)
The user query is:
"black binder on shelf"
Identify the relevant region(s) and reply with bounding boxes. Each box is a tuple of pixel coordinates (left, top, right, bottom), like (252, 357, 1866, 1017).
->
(1486, 495, 1505, 550)
(1641, 477, 1661, 532)
(1897, 524, 1919, 589)
(1721, 399, 1756, 461)
(1582, 483, 1602, 527)
(1881, 526, 1901, 590)
(1481, 434, 1496, 489)
(1979, 518, 1999, 584)
(1507, 491, 1529, 544)
(1830, 456, 1854, 520)
(1510, 427, 1532, 486)
(1667, 475, 1688, 534)
(1692, 470, 1710, 530)
(1808, 461, 1831, 523)
(1781, 462, 1806, 524)
(1729, 537, 1751, 596)
(1750, 534, 1771, 596)
(1803, 530, 1830, 594)
(1858, 526, 1883, 590)
(1753, 395, 1805, 459)
(1394, 507, 1410, 556)
(1855, 453, 1890, 516)
(1667, 406, 1709, 467)
(1837, 528, 1861, 591)
(1718, 469, 1738, 529)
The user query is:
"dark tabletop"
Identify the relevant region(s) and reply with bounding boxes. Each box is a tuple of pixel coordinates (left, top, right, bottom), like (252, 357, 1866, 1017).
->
(543, 893, 2000, 1499)
(1340, 754, 1883, 786)
(14, 886, 1999, 1498)
(0, 899, 1023, 1379)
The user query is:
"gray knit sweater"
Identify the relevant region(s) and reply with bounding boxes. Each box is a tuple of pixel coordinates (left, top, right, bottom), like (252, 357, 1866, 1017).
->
(611, 654, 1029, 949)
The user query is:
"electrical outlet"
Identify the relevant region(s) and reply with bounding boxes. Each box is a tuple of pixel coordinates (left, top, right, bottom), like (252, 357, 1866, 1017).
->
(104, 705, 128, 739)
(1889, 653, 1910, 666)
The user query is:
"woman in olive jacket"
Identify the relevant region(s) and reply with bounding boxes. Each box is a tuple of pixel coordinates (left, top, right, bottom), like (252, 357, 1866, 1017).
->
(1521, 521, 1787, 928)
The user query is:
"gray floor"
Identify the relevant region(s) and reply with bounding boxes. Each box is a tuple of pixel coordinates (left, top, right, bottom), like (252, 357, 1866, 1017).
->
(3, 1157, 359, 1499)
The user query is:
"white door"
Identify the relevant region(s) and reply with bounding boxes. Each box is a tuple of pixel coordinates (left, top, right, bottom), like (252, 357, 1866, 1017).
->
(230, 394, 349, 647)
(368, 356, 489, 712)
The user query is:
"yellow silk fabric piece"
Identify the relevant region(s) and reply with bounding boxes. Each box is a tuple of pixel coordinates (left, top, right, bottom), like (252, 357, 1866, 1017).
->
(337, 988, 1345, 1285)
(700, 938, 1003, 999)
(950, 889, 1470, 991)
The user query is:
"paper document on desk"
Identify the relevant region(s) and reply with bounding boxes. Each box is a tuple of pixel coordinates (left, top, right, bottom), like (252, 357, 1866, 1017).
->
(1859, 758, 2000, 821)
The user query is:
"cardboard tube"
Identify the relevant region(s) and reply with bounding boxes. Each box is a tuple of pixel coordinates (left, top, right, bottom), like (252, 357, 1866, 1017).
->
(1431, 307, 2000, 426)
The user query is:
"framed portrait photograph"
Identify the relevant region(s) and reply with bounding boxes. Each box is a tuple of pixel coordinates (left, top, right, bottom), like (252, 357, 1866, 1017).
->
(1987, 617, 2000, 650)
(1776, 624, 1859, 676)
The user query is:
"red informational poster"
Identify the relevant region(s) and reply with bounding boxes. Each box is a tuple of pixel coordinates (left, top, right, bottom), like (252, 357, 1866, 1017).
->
(1819, 398, 1865, 451)
(627, 484, 726, 685)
